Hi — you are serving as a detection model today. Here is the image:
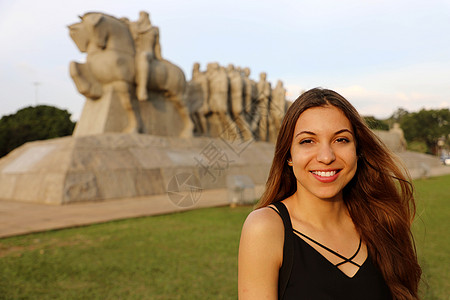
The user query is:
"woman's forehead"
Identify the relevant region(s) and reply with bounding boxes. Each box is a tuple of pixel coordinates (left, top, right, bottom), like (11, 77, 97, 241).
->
(294, 106, 352, 131)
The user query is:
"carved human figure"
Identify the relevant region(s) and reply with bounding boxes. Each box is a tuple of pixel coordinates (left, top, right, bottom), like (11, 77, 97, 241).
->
(129, 11, 162, 101)
(271, 81, 287, 119)
(252, 72, 271, 141)
(68, 12, 141, 133)
(242, 67, 257, 125)
(128, 11, 193, 137)
(227, 64, 252, 140)
(206, 63, 235, 138)
(186, 62, 209, 135)
(268, 80, 287, 142)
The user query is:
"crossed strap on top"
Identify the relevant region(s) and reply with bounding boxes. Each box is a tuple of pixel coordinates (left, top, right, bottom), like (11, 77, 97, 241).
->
(269, 204, 362, 268)
(292, 228, 362, 267)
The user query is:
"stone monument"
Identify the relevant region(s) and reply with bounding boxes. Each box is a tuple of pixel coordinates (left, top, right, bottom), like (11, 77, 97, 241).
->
(242, 67, 258, 124)
(185, 62, 209, 136)
(69, 12, 193, 138)
(0, 9, 443, 207)
(252, 72, 272, 141)
(69, 13, 142, 135)
(227, 64, 253, 141)
(184, 62, 287, 143)
(0, 11, 280, 206)
(373, 123, 407, 153)
(205, 63, 235, 138)
(269, 80, 287, 143)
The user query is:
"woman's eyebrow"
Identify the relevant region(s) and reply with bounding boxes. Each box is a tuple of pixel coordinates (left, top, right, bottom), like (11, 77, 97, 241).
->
(294, 128, 354, 139)
(335, 129, 354, 136)
(294, 130, 315, 138)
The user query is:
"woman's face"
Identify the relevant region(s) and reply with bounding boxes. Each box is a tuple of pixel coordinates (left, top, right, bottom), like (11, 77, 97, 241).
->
(289, 105, 358, 201)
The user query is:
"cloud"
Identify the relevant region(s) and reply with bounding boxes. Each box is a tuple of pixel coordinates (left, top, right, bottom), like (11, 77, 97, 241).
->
(336, 85, 447, 118)
(284, 84, 306, 101)
(439, 101, 450, 108)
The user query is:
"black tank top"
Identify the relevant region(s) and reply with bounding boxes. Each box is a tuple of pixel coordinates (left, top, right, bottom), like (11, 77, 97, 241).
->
(270, 202, 391, 300)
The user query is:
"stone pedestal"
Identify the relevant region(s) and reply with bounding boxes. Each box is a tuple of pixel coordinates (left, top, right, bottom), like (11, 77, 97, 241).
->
(73, 84, 141, 136)
(139, 92, 185, 136)
(74, 88, 188, 138)
(0, 133, 274, 205)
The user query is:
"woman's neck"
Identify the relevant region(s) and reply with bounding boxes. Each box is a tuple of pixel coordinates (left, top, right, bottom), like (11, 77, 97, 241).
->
(287, 191, 350, 231)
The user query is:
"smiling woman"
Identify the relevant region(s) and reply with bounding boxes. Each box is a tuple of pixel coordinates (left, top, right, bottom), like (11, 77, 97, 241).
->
(238, 88, 421, 300)
(288, 106, 358, 201)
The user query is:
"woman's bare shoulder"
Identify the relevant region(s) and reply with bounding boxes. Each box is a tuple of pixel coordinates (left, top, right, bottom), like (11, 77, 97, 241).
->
(241, 206, 285, 242)
(239, 206, 284, 299)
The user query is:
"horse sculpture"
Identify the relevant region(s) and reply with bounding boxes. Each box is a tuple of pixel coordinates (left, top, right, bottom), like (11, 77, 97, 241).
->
(68, 12, 193, 137)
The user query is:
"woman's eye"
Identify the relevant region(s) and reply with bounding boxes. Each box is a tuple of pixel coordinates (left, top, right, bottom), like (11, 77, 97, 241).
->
(299, 139, 313, 145)
(336, 137, 350, 143)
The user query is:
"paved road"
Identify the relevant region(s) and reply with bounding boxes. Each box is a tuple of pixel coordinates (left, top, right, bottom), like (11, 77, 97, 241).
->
(0, 188, 235, 238)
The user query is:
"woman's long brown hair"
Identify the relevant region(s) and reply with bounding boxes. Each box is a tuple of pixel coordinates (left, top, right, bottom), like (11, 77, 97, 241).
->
(257, 88, 421, 299)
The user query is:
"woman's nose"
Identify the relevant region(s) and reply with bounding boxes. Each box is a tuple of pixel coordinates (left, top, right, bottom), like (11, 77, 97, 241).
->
(317, 144, 336, 164)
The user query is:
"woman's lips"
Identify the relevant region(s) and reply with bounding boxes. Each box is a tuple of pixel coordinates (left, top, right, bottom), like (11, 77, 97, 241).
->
(310, 169, 341, 183)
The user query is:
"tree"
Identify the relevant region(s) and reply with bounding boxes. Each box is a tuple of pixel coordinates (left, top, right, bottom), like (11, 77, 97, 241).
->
(397, 108, 450, 154)
(0, 105, 76, 158)
(363, 116, 389, 131)
(390, 108, 409, 123)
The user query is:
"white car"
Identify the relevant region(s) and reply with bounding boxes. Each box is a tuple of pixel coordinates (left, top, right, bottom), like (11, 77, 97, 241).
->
(441, 156, 450, 165)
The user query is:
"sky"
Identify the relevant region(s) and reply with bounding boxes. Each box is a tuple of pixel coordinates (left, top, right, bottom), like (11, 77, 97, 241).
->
(0, 0, 449, 121)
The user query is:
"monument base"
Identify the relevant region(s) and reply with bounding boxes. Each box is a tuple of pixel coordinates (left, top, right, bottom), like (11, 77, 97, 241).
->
(0, 133, 274, 205)
(73, 84, 142, 136)
(139, 92, 185, 136)
(73, 89, 189, 138)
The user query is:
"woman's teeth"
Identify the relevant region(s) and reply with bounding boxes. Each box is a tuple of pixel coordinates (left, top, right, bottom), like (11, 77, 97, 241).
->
(312, 171, 337, 177)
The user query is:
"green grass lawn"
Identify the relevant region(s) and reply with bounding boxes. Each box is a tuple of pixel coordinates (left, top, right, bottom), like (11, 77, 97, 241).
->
(412, 174, 450, 300)
(0, 175, 448, 299)
(0, 205, 252, 299)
